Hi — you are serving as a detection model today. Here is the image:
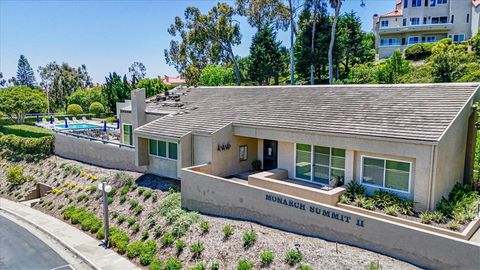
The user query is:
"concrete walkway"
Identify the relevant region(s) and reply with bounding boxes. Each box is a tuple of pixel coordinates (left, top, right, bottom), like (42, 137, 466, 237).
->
(0, 198, 140, 270)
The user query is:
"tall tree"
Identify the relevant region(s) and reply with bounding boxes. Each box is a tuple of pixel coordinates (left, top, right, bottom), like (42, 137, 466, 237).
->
(128, 62, 147, 85)
(376, 50, 410, 84)
(38, 62, 92, 111)
(248, 23, 283, 85)
(165, 3, 242, 85)
(286, 0, 302, 85)
(102, 72, 131, 113)
(235, 0, 288, 29)
(16, 55, 36, 87)
(0, 86, 47, 124)
(327, 0, 365, 84)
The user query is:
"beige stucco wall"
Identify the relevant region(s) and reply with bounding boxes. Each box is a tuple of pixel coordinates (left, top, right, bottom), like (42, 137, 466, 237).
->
(210, 124, 258, 177)
(433, 104, 475, 208)
(473, 5, 480, 36)
(148, 156, 178, 179)
(181, 167, 480, 270)
(54, 132, 144, 172)
(193, 134, 213, 166)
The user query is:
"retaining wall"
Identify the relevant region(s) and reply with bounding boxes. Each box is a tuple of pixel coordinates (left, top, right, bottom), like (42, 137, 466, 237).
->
(54, 133, 144, 172)
(181, 165, 480, 270)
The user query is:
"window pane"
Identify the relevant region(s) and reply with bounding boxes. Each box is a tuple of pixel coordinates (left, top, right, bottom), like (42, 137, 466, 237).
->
(158, 141, 167, 157)
(332, 148, 345, 157)
(362, 158, 384, 186)
(385, 169, 410, 191)
(296, 144, 311, 180)
(386, 160, 410, 172)
(149, 140, 157, 156)
(314, 146, 329, 166)
(168, 142, 177, 160)
(123, 125, 131, 145)
(313, 165, 329, 184)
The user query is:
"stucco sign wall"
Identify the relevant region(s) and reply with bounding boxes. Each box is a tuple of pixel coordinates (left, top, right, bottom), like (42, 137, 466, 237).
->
(181, 166, 480, 270)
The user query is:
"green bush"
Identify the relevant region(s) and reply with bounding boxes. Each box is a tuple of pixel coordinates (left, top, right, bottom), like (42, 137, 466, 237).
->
(210, 260, 219, 270)
(447, 220, 461, 231)
(404, 43, 434, 61)
(260, 251, 274, 267)
(470, 33, 480, 56)
(140, 240, 157, 266)
(164, 257, 182, 270)
(0, 134, 54, 157)
(0, 125, 53, 138)
(143, 190, 153, 200)
(384, 205, 399, 216)
(119, 194, 126, 204)
(190, 262, 206, 270)
(236, 259, 253, 270)
(161, 233, 174, 247)
(372, 191, 413, 215)
(437, 183, 479, 220)
(251, 160, 261, 171)
(166, 208, 185, 225)
(189, 241, 204, 258)
(354, 195, 374, 210)
(63, 205, 76, 220)
(126, 241, 144, 258)
(77, 193, 88, 202)
(117, 215, 126, 224)
(66, 104, 84, 116)
(243, 230, 257, 248)
(89, 102, 105, 117)
(129, 199, 138, 208)
(223, 225, 233, 239)
(154, 225, 163, 238)
(150, 258, 162, 270)
(70, 207, 87, 224)
(368, 262, 382, 270)
(299, 264, 313, 270)
(109, 227, 130, 254)
(345, 181, 365, 200)
(158, 191, 181, 216)
(134, 205, 144, 215)
(6, 165, 24, 185)
(127, 217, 136, 226)
(285, 249, 303, 266)
(142, 231, 150, 240)
(420, 212, 434, 224)
(171, 212, 199, 238)
(131, 223, 140, 233)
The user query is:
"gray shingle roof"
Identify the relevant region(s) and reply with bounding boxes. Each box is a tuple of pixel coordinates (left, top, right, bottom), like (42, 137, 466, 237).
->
(134, 83, 479, 142)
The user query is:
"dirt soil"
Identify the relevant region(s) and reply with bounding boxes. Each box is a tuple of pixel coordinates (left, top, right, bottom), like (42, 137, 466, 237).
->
(0, 156, 419, 270)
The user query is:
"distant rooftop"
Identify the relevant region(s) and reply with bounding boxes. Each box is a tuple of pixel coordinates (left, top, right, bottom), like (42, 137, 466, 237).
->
(134, 83, 480, 142)
(160, 75, 186, 85)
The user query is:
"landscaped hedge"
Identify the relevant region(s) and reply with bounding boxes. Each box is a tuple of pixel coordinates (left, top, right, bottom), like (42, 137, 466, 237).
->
(404, 43, 434, 61)
(0, 134, 54, 156)
(0, 125, 53, 138)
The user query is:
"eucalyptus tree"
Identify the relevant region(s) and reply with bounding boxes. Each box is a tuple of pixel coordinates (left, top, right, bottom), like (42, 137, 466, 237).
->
(128, 62, 147, 85)
(165, 3, 242, 85)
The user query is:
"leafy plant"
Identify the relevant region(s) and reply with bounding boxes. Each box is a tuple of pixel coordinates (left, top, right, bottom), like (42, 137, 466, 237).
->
(354, 195, 374, 210)
(339, 195, 349, 204)
(140, 240, 157, 266)
(126, 241, 143, 258)
(200, 220, 209, 234)
(345, 181, 365, 200)
(154, 225, 163, 238)
(260, 251, 274, 267)
(190, 262, 206, 270)
(144, 190, 153, 200)
(420, 212, 434, 224)
(236, 259, 253, 270)
(223, 225, 234, 239)
(384, 205, 399, 216)
(127, 217, 136, 226)
(164, 257, 182, 270)
(129, 199, 138, 208)
(368, 262, 382, 270)
(251, 160, 262, 171)
(161, 233, 174, 247)
(117, 215, 126, 224)
(149, 258, 162, 270)
(119, 194, 126, 204)
(131, 223, 140, 233)
(77, 193, 88, 202)
(210, 260, 219, 270)
(175, 239, 185, 253)
(6, 165, 24, 185)
(134, 205, 144, 215)
(285, 249, 302, 266)
(189, 241, 204, 258)
(299, 265, 313, 270)
(243, 230, 257, 248)
(142, 231, 150, 240)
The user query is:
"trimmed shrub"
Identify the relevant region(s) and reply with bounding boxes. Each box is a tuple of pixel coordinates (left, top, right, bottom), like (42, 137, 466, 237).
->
(285, 249, 302, 266)
(143, 190, 153, 200)
(404, 43, 434, 61)
(236, 259, 253, 270)
(140, 240, 157, 266)
(126, 241, 143, 258)
(63, 205, 76, 220)
(89, 102, 105, 117)
(109, 227, 130, 254)
(260, 251, 274, 267)
(0, 125, 53, 138)
(0, 134, 54, 157)
(150, 258, 162, 270)
(242, 230, 257, 248)
(66, 104, 83, 116)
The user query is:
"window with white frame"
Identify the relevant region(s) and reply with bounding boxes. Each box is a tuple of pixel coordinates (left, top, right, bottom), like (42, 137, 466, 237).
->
(149, 139, 177, 160)
(431, 16, 448, 24)
(452, 34, 465, 43)
(295, 144, 345, 185)
(122, 124, 133, 145)
(361, 156, 411, 192)
(411, 17, 420, 25)
(381, 20, 389, 28)
(380, 38, 398, 46)
(412, 0, 422, 7)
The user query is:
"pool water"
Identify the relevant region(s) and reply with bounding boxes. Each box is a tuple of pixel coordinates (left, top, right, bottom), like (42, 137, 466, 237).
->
(55, 123, 103, 130)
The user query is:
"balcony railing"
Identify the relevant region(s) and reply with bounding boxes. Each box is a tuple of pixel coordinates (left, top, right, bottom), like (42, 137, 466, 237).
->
(378, 23, 453, 34)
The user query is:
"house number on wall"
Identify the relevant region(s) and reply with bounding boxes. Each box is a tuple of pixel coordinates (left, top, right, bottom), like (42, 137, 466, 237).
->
(217, 143, 231, 151)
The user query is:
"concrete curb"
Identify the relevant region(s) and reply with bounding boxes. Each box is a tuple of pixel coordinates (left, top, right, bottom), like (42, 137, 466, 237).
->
(0, 207, 101, 270)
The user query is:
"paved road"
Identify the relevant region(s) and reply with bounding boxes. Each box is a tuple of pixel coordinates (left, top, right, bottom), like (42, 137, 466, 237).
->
(0, 216, 73, 270)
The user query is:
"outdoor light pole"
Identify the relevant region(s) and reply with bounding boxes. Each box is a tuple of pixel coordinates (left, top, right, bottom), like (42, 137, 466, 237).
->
(98, 182, 112, 248)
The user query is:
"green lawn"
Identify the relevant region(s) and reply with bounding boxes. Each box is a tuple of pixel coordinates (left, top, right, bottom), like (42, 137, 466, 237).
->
(0, 125, 53, 138)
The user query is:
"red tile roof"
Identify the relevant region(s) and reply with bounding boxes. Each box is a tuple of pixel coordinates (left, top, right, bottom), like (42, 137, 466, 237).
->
(473, 0, 480, 7)
(381, 9, 403, 18)
(160, 75, 186, 85)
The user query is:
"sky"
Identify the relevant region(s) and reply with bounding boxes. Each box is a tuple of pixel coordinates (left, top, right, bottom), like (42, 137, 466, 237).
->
(0, 0, 394, 83)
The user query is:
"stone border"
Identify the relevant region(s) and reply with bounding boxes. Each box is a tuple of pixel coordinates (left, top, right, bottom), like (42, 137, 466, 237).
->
(0, 208, 100, 270)
(337, 203, 480, 240)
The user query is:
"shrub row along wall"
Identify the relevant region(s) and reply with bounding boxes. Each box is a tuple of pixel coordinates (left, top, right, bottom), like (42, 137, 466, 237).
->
(54, 133, 144, 172)
(180, 166, 480, 270)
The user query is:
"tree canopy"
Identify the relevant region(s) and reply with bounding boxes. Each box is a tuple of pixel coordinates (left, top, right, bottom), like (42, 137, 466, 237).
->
(0, 86, 47, 124)
(129, 62, 147, 85)
(102, 72, 131, 113)
(67, 87, 106, 112)
(136, 78, 166, 97)
(198, 65, 235, 86)
(16, 55, 36, 87)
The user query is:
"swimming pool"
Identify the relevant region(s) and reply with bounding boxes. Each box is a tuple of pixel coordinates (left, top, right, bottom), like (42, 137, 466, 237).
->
(55, 123, 104, 130)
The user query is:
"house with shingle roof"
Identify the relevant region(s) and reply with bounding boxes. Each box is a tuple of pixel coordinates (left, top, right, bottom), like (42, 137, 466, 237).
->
(119, 83, 480, 211)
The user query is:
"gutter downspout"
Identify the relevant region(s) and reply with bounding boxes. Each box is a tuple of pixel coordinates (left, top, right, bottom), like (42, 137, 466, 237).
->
(428, 144, 438, 210)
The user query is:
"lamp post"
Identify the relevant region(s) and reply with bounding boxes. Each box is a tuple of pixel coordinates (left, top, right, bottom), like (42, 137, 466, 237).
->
(98, 182, 112, 248)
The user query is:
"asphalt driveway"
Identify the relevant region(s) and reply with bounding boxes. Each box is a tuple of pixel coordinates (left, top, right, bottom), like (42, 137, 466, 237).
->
(0, 216, 72, 270)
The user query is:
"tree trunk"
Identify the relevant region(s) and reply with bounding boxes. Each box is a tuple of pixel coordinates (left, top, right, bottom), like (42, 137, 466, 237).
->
(310, 0, 318, 85)
(288, 0, 295, 85)
(328, 1, 341, 85)
(228, 43, 241, 85)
